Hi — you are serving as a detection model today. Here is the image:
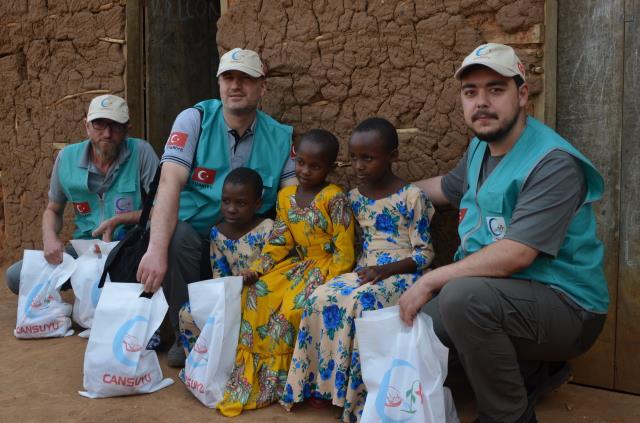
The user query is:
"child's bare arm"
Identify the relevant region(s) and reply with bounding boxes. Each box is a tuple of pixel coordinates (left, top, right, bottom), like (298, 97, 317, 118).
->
(357, 258, 417, 284)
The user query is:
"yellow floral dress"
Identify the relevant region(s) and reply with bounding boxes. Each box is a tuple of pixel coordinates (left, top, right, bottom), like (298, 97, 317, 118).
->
(217, 184, 356, 416)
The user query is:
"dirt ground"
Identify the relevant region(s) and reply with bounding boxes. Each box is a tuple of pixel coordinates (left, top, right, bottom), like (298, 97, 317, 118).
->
(1, 265, 639, 423)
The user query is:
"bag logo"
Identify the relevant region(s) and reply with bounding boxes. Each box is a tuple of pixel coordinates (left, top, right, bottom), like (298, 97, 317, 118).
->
(376, 359, 424, 419)
(73, 201, 91, 215)
(486, 216, 507, 240)
(191, 167, 216, 185)
(186, 316, 214, 369)
(112, 315, 148, 367)
(24, 278, 54, 318)
(114, 197, 133, 214)
(167, 131, 188, 149)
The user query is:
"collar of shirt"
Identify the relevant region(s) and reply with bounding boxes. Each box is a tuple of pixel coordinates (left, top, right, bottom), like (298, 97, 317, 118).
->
(226, 118, 257, 142)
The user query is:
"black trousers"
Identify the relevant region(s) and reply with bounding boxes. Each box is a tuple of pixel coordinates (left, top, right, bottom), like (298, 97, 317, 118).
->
(421, 277, 606, 423)
(162, 221, 212, 329)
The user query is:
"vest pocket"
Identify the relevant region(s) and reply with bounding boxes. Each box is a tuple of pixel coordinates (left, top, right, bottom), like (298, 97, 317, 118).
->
(482, 191, 505, 214)
(179, 190, 211, 221)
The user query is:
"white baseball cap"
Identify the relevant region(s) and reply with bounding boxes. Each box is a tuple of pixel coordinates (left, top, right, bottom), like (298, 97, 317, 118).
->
(87, 94, 129, 123)
(217, 48, 266, 78)
(454, 43, 526, 81)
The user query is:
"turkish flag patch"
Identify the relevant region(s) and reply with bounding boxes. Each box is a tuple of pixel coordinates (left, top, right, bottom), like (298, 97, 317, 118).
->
(167, 131, 188, 149)
(459, 208, 468, 223)
(73, 201, 91, 215)
(192, 167, 215, 184)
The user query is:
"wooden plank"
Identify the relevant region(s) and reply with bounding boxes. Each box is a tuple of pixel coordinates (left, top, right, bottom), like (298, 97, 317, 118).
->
(529, 0, 557, 126)
(144, 0, 220, 153)
(614, 0, 640, 394)
(556, 0, 624, 388)
(543, 0, 557, 128)
(125, 0, 145, 140)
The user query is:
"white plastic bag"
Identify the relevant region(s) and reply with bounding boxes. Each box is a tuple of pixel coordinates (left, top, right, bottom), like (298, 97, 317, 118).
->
(14, 250, 77, 339)
(356, 305, 459, 423)
(79, 282, 174, 398)
(183, 276, 243, 407)
(69, 239, 119, 337)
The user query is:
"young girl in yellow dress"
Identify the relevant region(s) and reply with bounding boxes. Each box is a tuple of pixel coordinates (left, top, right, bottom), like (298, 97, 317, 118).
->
(218, 129, 356, 416)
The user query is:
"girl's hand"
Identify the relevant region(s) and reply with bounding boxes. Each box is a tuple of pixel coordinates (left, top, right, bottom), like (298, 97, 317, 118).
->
(239, 269, 259, 286)
(357, 265, 389, 284)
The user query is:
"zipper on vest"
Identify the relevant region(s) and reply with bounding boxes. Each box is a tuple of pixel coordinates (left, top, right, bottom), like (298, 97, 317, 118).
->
(98, 194, 105, 225)
(460, 190, 483, 255)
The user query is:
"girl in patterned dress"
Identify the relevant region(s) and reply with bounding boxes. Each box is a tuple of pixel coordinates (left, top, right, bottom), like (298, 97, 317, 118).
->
(178, 167, 274, 355)
(282, 118, 435, 422)
(218, 129, 356, 416)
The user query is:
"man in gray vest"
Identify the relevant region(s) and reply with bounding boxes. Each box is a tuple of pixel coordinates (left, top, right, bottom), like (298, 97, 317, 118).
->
(5, 94, 159, 294)
(401, 44, 608, 422)
(136, 48, 295, 367)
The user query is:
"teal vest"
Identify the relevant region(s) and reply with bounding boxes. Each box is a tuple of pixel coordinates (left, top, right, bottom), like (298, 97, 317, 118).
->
(178, 99, 293, 234)
(58, 138, 143, 240)
(455, 117, 608, 313)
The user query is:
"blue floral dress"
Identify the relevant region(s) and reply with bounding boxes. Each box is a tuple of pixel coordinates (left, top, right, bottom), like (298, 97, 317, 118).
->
(281, 184, 435, 422)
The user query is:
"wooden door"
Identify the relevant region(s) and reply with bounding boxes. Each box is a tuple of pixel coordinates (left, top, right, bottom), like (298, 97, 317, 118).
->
(615, 0, 640, 394)
(557, 0, 640, 394)
(126, 0, 221, 151)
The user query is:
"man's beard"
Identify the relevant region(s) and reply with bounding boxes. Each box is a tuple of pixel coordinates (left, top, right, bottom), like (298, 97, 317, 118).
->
(472, 109, 521, 143)
(93, 141, 119, 162)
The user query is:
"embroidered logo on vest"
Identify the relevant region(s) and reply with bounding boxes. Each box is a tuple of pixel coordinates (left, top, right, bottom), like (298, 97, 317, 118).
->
(486, 216, 507, 241)
(73, 202, 91, 215)
(114, 196, 133, 214)
(192, 167, 215, 185)
(459, 208, 467, 223)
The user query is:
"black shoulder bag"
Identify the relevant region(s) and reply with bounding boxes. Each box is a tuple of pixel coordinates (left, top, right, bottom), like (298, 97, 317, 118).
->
(99, 165, 161, 287)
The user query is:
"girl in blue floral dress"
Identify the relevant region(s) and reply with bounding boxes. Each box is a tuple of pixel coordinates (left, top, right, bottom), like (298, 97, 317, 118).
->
(178, 168, 273, 354)
(282, 118, 435, 422)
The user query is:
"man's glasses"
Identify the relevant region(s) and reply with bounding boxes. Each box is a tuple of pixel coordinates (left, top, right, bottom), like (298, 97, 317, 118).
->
(90, 119, 127, 134)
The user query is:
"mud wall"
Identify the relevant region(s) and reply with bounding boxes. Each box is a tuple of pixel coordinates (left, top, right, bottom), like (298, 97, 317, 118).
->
(219, 0, 546, 264)
(0, 1, 126, 263)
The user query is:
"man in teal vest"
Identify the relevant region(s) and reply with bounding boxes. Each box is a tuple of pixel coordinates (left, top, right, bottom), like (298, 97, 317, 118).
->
(136, 48, 295, 367)
(400, 44, 608, 422)
(5, 94, 159, 294)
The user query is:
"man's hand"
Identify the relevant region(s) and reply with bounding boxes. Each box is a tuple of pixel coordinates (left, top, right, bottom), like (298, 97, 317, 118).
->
(136, 163, 188, 293)
(399, 277, 434, 326)
(136, 248, 167, 293)
(357, 265, 389, 284)
(43, 235, 65, 265)
(42, 200, 65, 264)
(239, 269, 259, 286)
(92, 217, 119, 242)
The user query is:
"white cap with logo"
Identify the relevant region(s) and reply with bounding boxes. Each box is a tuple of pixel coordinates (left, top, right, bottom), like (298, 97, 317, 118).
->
(87, 94, 129, 123)
(454, 43, 526, 81)
(217, 48, 266, 78)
